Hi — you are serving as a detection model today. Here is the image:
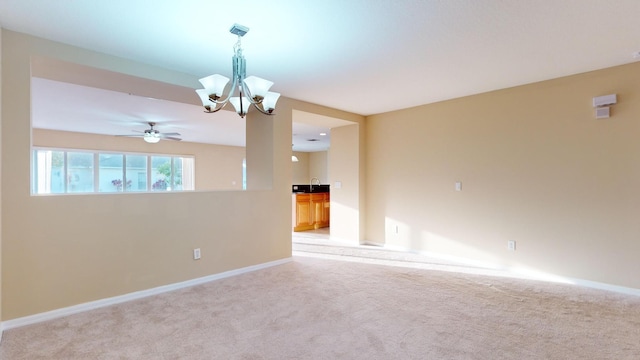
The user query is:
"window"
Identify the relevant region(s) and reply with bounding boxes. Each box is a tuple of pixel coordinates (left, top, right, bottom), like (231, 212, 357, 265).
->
(67, 152, 94, 193)
(242, 158, 247, 190)
(126, 155, 148, 192)
(33, 150, 65, 193)
(99, 153, 124, 192)
(151, 156, 171, 191)
(32, 148, 195, 195)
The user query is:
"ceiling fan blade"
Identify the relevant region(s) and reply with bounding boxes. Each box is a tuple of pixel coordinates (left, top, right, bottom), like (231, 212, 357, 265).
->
(113, 123, 182, 141)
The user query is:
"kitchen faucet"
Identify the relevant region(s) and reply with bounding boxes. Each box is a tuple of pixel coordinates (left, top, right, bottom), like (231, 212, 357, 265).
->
(310, 177, 320, 192)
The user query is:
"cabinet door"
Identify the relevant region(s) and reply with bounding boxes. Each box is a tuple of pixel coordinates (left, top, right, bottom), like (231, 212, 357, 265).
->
(293, 193, 329, 231)
(297, 196, 312, 227)
(311, 194, 324, 226)
(294, 194, 314, 231)
(322, 194, 330, 226)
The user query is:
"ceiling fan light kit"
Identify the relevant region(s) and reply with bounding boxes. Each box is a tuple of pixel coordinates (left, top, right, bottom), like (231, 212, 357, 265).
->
(144, 132, 161, 143)
(195, 24, 280, 118)
(116, 122, 182, 143)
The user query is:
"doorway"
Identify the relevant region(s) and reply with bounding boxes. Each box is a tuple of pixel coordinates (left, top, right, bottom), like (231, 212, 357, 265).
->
(291, 110, 361, 244)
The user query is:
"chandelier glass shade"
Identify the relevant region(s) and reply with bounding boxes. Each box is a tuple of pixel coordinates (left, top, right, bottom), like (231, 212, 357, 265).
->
(196, 24, 280, 118)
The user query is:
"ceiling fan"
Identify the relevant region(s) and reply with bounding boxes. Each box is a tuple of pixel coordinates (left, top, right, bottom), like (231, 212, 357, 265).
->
(116, 122, 182, 143)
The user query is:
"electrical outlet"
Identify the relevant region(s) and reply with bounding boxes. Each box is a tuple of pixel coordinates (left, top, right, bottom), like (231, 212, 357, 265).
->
(507, 241, 516, 251)
(193, 248, 201, 260)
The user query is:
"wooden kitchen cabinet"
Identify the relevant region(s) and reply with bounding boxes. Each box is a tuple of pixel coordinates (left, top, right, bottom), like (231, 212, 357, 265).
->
(293, 193, 312, 231)
(293, 192, 330, 231)
(322, 193, 330, 227)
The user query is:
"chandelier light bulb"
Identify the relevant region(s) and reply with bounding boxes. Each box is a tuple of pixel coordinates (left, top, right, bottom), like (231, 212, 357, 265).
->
(199, 74, 230, 100)
(243, 76, 273, 100)
(261, 92, 281, 113)
(230, 96, 250, 117)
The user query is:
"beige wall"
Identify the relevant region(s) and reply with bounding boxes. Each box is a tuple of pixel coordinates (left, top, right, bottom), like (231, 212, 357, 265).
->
(33, 129, 246, 191)
(0, 26, 4, 330)
(1, 30, 363, 321)
(246, 110, 275, 191)
(329, 124, 364, 243)
(292, 151, 328, 185)
(366, 62, 640, 289)
(0, 30, 291, 320)
(309, 151, 328, 184)
(4, 25, 636, 325)
(292, 151, 310, 184)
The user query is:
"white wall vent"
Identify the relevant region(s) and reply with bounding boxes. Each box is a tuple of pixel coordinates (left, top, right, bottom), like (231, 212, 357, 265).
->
(592, 94, 617, 119)
(593, 94, 617, 107)
(595, 107, 610, 119)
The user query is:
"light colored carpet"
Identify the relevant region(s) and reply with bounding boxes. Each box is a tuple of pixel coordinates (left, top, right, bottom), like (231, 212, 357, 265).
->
(1, 248, 640, 359)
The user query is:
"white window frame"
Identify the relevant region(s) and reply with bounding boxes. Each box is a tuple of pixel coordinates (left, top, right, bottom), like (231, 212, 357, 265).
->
(31, 147, 195, 195)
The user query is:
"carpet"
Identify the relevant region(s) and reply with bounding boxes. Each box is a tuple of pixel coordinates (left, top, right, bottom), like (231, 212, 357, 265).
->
(1, 252, 639, 359)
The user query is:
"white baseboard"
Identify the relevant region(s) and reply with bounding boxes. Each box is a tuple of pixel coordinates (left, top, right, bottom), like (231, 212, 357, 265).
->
(3, 250, 638, 336)
(568, 278, 640, 297)
(361, 243, 640, 297)
(1, 257, 292, 332)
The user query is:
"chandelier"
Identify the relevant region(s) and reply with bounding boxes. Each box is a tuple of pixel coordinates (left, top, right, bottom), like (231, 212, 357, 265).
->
(196, 24, 280, 118)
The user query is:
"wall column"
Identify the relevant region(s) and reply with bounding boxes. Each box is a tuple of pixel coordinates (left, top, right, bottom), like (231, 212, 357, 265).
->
(245, 111, 274, 190)
(329, 124, 364, 243)
(0, 25, 4, 338)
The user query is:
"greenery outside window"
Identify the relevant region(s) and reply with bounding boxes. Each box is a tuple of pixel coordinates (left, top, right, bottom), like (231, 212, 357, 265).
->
(32, 148, 195, 195)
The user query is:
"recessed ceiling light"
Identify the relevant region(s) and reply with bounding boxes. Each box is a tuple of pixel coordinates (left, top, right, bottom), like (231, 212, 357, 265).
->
(319, 132, 327, 136)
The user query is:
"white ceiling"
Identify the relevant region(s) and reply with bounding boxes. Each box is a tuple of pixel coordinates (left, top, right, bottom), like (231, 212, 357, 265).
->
(32, 77, 247, 147)
(3, 0, 640, 148)
(31, 77, 338, 152)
